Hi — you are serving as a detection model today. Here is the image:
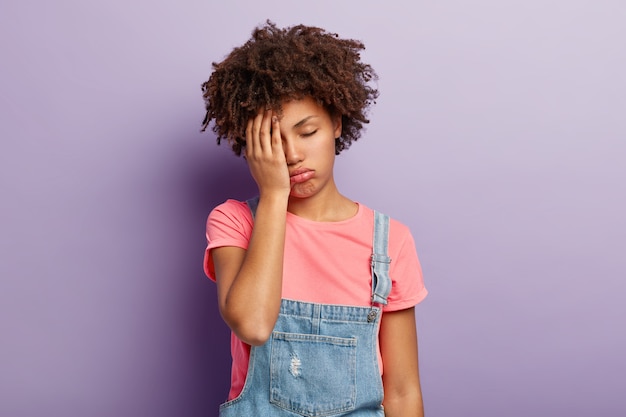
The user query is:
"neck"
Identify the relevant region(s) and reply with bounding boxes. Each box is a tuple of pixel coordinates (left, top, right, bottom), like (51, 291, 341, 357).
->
(287, 186, 357, 222)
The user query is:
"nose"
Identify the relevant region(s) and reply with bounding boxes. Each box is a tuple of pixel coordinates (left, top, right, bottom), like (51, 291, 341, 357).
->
(283, 136, 302, 165)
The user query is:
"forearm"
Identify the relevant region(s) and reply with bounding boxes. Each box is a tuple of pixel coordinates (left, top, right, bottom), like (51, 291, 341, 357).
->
(383, 390, 424, 417)
(380, 308, 424, 417)
(222, 193, 288, 344)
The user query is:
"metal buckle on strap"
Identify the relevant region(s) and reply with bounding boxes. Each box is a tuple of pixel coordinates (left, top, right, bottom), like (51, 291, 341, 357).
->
(367, 309, 378, 323)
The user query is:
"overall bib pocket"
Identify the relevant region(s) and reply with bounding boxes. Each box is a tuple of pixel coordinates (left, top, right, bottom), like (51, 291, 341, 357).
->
(270, 331, 357, 417)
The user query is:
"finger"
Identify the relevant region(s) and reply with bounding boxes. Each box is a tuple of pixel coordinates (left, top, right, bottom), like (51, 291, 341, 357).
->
(259, 109, 273, 153)
(248, 110, 264, 156)
(245, 116, 255, 158)
(271, 114, 282, 151)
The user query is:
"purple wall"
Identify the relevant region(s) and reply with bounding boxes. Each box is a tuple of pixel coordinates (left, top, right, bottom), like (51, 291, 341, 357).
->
(1, 1, 624, 416)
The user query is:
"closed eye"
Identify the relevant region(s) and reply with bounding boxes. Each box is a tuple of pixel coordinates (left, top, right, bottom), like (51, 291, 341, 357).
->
(302, 130, 318, 137)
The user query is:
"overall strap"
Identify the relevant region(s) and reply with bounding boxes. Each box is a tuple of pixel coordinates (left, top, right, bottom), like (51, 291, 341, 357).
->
(371, 211, 392, 305)
(246, 196, 260, 220)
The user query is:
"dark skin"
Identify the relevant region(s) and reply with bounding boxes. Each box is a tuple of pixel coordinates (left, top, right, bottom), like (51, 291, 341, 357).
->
(211, 97, 424, 416)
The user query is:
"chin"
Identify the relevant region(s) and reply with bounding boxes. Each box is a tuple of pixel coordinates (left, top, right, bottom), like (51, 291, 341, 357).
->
(290, 182, 317, 199)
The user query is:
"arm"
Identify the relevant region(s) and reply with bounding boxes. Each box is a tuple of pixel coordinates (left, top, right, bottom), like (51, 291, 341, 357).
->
(212, 110, 290, 346)
(380, 307, 424, 417)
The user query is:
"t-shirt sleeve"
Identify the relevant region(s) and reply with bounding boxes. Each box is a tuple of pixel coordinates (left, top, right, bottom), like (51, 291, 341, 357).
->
(203, 199, 253, 281)
(384, 220, 428, 312)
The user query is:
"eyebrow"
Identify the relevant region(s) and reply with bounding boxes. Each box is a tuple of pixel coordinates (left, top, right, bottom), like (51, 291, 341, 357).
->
(292, 115, 319, 128)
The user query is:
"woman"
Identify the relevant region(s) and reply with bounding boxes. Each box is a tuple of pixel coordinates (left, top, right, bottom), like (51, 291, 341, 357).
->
(201, 21, 427, 416)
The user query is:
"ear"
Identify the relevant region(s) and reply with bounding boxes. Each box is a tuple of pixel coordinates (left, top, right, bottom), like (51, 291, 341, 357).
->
(333, 115, 343, 139)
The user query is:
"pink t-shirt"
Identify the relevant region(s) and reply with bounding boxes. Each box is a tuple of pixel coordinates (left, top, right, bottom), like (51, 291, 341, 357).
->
(204, 199, 427, 400)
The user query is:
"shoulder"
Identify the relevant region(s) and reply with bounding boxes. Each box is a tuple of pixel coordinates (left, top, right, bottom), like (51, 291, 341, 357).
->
(209, 199, 252, 222)
(388, 217, 414, 249)
(211, 198, 251, 214)
(207, 199, 254, 236)
(357, 203, 414, 243)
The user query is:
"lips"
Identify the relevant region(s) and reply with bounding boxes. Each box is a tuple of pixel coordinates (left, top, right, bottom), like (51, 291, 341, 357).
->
(289, 167, 314, 184)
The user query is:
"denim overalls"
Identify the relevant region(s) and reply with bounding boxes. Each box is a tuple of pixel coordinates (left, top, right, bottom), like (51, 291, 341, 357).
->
(219, 198, 392, 417)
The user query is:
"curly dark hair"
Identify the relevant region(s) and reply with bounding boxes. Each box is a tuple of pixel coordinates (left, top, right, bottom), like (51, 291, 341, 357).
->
(201, 20, 379, 156)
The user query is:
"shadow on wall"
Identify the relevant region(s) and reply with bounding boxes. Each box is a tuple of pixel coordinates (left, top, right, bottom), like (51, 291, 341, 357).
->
(177, 132, 256, 415)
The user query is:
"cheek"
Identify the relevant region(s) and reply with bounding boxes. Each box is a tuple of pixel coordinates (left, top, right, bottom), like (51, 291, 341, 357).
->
(304, 136, 335, 159)
(323, 135, 337, 155)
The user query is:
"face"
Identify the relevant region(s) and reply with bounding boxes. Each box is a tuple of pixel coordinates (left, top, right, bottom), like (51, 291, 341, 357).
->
(277, 96, 342, 199)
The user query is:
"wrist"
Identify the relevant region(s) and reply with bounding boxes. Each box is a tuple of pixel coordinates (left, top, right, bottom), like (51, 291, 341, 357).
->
(255, 192, 290, 215)
(258, 189, 291, 204)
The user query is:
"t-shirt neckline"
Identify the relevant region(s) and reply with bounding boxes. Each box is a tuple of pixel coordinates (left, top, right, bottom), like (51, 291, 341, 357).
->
(285, 202, 363, 226)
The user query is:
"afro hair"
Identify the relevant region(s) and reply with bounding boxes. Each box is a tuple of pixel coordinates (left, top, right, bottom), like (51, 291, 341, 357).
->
(201, 20, 379, 156)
